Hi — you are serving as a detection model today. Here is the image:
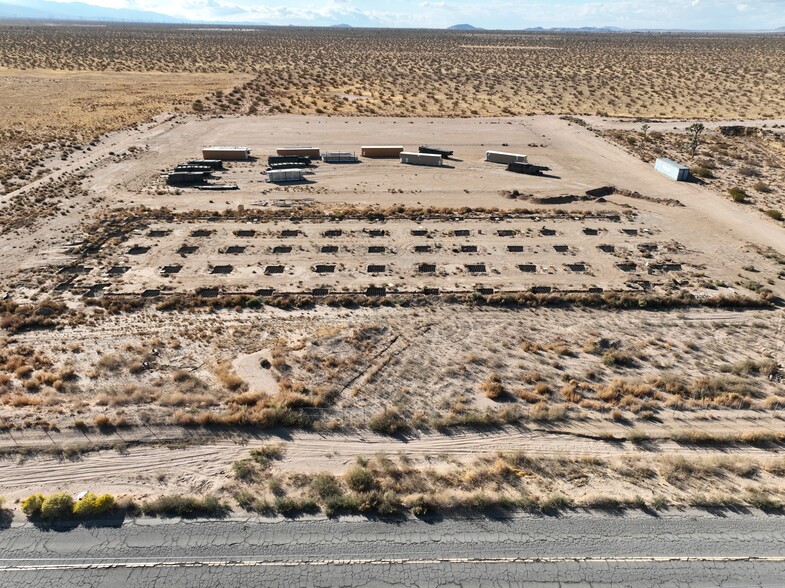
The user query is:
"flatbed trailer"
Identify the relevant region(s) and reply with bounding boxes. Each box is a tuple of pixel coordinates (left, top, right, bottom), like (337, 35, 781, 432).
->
(419, 145, 454, 158)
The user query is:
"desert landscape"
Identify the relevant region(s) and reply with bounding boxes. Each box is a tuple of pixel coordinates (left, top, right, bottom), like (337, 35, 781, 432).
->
(0, 23, 784, 523)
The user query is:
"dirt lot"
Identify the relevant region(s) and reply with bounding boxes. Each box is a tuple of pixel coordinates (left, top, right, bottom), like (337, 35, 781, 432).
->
(6, 115, 779, 302)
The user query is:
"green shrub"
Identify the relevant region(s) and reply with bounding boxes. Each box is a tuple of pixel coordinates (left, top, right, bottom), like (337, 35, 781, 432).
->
(728, 187, 747, 202)
(40, 492, 74, 520)
(368, 408, 408, 435)
(602, 350, 636, 368)
(626, 428, 650, 444)
(73, 493, 115, 517)
(141, 494, 228, 518)
(690, 166, 713, 179)
(234, 489, 256, 510)
(21, 493, 45, 517)
(409, 496, 433, 517)
(274, 496, 319, 517)
(249, 443, 286, 467)
(251, 498, 276, 516)
(754, 181, 773, 193)
(310, 473, 343, 500)
(378, 490, 401, 515)
(651, 495, 668, 511)
(232, 459, 257, 481)
(346, 466, 375, 492)
(323, 494, 361, 517)
(539, 493, 573, 513)
(764, 209, 783, 221)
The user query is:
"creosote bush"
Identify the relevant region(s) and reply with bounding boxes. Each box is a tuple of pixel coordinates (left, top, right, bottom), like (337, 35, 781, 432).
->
(368, 408, 408, 435)
(21, 492, 117, 519)
(40, 492, 74, 520)
(728, 186, 748, 202)
(141, 494, 228, 518)
(346, 466, 375, 492)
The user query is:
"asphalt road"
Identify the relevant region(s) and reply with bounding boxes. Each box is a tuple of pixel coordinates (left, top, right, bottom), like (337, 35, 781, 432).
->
(1, 513, 784, 587)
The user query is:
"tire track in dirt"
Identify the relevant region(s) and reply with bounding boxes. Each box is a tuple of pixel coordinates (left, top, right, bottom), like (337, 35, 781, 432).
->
(1, 428, 779, 493)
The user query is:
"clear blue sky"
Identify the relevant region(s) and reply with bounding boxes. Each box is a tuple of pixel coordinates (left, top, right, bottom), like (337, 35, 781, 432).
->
(45, 0, 785, 29)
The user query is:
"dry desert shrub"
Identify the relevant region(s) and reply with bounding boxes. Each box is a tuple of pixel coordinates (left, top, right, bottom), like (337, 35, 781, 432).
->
(213, 361, 247, 392)
(481, 374, 504, 400)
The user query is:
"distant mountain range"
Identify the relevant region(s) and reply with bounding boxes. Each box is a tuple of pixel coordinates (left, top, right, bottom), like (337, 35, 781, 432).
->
(525, 26, 624, 32)
(0, 0, 182, 22)
(0, 3, 781, 32)
(449, 24, 628, 32)
(450, 23, 785, 32)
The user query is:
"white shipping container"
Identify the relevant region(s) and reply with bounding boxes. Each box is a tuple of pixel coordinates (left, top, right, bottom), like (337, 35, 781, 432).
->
(654, 158, 690, 181)
(267, 168, 305, 183)
(485, 150, 528, 164)
(400, 152, 443, 167)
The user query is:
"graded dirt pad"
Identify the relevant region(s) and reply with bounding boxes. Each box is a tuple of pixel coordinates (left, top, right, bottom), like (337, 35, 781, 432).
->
(23, 114, 784, 302)
(67, 215, 700, 296)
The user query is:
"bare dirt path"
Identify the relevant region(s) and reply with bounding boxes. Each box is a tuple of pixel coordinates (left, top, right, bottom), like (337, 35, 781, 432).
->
(1, 425, 782, 502)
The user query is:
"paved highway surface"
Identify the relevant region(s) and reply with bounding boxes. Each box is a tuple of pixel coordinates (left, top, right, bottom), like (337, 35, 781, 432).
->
(0, 513, 784, 586)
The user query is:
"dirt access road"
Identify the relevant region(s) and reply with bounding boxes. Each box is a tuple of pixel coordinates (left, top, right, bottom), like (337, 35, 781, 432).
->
(1, 419, 783, 504)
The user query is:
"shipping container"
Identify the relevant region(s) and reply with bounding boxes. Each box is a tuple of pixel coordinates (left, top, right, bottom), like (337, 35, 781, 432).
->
(400, 151, 444, 167)
(654, 158, 690, 181)
(322, 151, 358, 163)
(485, 150, 528, 164)
(266, 168, 305, 183)
(201, 146, 250, 160)
(276, 147, 321, 158)
(361, 145, 404, 158)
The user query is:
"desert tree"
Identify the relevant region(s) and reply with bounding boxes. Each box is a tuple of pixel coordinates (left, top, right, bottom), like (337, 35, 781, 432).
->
(686, 123, 705, 157)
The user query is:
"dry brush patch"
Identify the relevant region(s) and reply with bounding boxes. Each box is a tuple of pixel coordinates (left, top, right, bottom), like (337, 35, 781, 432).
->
(226, 449, 785, 517)
(0, 69, 243, 194)
(0, 305, 782, 432)
(603, 126, 785, 218)
(1, 27, 783, 120)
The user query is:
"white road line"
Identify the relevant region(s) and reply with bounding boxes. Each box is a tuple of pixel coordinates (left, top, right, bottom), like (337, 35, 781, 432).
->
(2, 556, 785, 571)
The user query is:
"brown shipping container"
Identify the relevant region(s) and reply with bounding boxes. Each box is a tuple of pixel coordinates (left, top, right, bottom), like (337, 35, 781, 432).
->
(361, 145, 404, 158)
